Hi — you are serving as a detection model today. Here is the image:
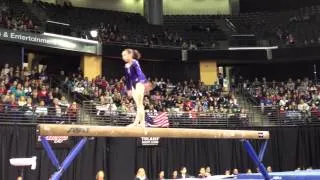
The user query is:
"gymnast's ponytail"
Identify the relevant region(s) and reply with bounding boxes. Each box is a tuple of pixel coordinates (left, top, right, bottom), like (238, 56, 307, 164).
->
(133, 49, 141, 60)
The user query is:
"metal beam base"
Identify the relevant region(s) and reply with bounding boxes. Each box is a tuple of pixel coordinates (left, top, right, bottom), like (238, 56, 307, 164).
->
(40, 136, 88, 180)
(242, 139, 270, 180)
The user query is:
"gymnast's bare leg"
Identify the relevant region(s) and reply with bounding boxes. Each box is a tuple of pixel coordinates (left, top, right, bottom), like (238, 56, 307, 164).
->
(127, 83, 145, 127)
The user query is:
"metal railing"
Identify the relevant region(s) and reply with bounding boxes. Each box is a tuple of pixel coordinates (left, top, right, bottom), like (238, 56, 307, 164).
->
(81, 101, 251, 128)
(0, 104, 79, 124)
(252, 105, 320, 126)
(1, 102, 320, 127)
(237, 85, 320, 126)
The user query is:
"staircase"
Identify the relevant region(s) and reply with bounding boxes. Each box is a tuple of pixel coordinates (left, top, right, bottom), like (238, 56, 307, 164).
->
(235, 89, 270, 126)
(214, 18, 237, 37)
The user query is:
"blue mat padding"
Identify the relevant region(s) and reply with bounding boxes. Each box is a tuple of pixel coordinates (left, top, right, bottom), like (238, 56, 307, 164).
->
(237, 170, 320, 180)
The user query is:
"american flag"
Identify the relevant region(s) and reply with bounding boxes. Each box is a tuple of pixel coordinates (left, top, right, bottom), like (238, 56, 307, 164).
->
(146, 112, 169, 128)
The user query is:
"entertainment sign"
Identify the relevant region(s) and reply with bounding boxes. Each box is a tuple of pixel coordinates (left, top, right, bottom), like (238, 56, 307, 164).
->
(0, 28, 101, 55)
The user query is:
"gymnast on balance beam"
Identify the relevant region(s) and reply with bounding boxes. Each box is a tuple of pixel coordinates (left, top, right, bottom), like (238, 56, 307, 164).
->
(122, 48, 152, 127)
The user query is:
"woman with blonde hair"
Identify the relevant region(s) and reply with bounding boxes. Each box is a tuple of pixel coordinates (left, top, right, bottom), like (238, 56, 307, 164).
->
(135, 168, 149, 180)
(96, 170, 105, 180)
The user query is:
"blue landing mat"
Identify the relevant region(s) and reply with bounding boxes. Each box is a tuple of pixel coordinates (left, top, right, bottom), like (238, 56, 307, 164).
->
(237, 170, 320, 180)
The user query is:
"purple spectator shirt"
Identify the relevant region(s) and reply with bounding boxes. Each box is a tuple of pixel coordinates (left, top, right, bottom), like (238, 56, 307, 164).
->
(124, 59, 147, 90)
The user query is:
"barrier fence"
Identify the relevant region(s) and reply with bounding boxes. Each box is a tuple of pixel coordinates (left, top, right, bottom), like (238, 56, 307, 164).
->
(0, 104, 79, 124)
(252, 105, 320, 126)
(1, 102, 319, 127)
(81, 101, 250, 128)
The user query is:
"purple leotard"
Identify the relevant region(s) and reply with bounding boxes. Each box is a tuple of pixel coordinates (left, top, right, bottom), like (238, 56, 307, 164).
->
(125, 59, 147, 90)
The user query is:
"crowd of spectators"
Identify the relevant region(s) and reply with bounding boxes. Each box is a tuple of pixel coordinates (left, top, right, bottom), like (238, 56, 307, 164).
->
(62, 71, 248, 126)
(0, 2, 38, 32)
(243, 77, 320, 124)
(0, 63, 247, 126)
(0, 63, 77, 123)
(94, 22, 199, 50)
(3, 0, 320, 49)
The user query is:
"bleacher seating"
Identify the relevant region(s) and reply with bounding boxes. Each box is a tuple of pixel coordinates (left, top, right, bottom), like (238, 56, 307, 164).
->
(0, 64, 78, 123)
(163, 15, 227, 46)
(243, 77, 320, 125)
(0, 0, 40, 32)
(0, 1, 311, 48)
(60, 72, 248, 127)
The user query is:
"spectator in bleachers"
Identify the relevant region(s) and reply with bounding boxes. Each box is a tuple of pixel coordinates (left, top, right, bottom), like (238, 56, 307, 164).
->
(67, 102, 78, 122)
(35, 100, 48, 117)
(0, 63, 76, 123)
(244, 77, 320, 124)
(60, 68, 246, 126)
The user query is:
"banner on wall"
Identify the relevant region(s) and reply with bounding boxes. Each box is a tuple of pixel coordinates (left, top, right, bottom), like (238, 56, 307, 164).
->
(36, 135, 71, 149)
(0, 28, 101, 55)
(137, 137, 161, 146)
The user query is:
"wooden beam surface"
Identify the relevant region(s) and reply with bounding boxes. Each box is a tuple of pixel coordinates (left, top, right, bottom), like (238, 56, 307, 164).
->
(38, 124, 270, 140)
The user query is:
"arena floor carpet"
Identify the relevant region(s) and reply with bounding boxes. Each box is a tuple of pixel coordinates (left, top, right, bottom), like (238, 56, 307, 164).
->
(236, 169, 320, 180)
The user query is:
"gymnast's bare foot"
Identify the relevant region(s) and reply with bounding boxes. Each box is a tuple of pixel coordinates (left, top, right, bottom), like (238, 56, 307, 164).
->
(136, 123, 146, 128)
(139, 121, 146, 128)
(127, 122, 138, 127)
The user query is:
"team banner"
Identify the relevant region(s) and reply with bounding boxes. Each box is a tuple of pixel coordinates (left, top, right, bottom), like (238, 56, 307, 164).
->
(137, 137, 161, 146)
(0, 28, 101, 55)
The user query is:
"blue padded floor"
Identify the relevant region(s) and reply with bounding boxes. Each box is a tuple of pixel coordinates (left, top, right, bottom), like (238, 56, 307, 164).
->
(237, 169, 320, 180)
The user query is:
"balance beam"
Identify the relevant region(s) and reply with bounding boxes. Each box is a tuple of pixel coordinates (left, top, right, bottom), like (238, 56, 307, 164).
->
(37, 124, 270, 139)
(38, 124, 271, 180)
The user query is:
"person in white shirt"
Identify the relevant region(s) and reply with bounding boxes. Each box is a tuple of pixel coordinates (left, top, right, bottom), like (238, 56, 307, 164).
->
(279, 96, 288, 107)
(297, 100, 309, 112)
(3, 63, 10, 75)
(146, 104, 158, 117)
(35, 100, 48, 116)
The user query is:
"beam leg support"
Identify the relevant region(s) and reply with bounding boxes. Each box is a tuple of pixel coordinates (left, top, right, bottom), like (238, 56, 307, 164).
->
(242, 139, 270, 180)
(41, 137, 88, 180)
(258, 140, 268, 162)
(40, 136, 60, 169)
(51, 137, 88, 180)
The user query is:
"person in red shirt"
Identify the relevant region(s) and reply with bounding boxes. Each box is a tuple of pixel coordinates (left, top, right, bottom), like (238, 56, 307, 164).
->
(67, 102, 78, 122)
(0, 84, 7, 95)
(100, 76, 108, 90)
(310, 103, 320, 121)
(38, 86, 48, 100)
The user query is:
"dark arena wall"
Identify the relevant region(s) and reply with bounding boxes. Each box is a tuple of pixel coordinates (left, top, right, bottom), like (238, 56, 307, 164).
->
(1, 125, 320, 180)
(0, 43, 22, 66)
(234, 61, 320, 81)
(103, 58, 199, 81)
